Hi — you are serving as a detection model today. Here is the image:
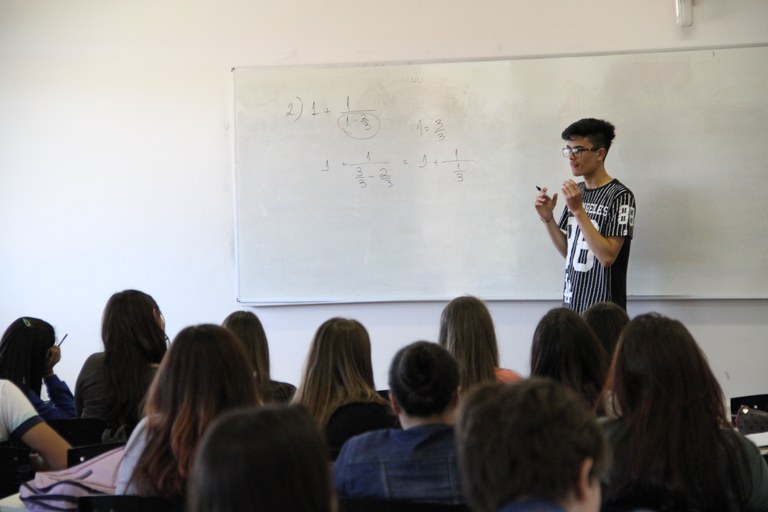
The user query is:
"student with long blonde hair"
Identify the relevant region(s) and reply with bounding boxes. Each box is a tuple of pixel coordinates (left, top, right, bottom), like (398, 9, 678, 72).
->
(293, 317, 394, 459)
(222, 310, 295, 403)
(438, 295, 522, 392)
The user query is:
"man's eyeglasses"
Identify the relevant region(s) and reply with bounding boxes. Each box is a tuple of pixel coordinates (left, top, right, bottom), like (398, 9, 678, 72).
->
(562, 147, 600, 158)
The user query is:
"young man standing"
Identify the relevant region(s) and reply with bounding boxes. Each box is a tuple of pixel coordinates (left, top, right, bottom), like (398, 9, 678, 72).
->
(535, 118, 635, 313)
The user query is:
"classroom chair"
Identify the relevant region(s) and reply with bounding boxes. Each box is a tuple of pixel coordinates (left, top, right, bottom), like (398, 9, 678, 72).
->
(0, 444, 34, 498)
(67, 442, 125, 468)
(338, 497, 469, 512)
(78, 495, 183, 512)
(47, 418, 109, 447)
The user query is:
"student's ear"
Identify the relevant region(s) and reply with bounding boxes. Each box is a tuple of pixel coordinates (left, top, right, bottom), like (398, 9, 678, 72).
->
(451, 387, 461, 407)
(597, 147, 606, 162)
(153, 307, 165, 331)
(575, 457, 597, 501)
(388, 391, 402, 415)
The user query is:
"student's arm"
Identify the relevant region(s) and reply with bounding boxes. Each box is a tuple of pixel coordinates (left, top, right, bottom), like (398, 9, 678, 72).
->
(535, 187, 567, 257)
(561, 180, 624, 267)
(42, 374, 77, 419)
(20, 422, 71, 470)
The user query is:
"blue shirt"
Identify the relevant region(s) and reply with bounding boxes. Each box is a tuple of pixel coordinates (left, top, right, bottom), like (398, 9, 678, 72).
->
(333, 423, 463, 504)
(498, 500, 566, 512)
(25, 374, 77, 420)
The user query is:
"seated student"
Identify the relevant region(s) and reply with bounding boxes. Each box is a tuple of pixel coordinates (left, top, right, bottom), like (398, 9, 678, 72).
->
(334, 341, 463, 504)
(187, 405, 333, 512)
(456, 378, 608, 512)
(115, 324, 259, 501)
(581, 301, 629, 358)
(0, 317, 76, 420)
(530, 308, 608, 414)
(75, 290, 168, 439)
(601, 313, 768, 512)
(438, 295, 522, 391)
(293, 317, 396, 459)
(222, 310, 296, 403)
(0, 379, 71, 470)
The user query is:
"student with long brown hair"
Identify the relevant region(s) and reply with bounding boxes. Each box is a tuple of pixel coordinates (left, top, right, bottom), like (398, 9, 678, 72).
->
(438, 295, 522, 392)
(602, 313, 768, 511)
(581, 300, 629, 358)
(293, 317, 394, 459)
(115, 324, 259, 501)
(530, 307, 608, 414)
(222, 310, 296, 403)
(75, 290, 168, 437)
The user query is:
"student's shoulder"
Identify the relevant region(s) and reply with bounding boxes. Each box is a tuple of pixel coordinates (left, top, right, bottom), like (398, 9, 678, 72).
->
(339, 427, 395, 453)
(609, 179, 635, 198)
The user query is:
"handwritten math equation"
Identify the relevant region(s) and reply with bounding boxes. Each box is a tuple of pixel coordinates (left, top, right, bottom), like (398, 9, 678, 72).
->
(319, 149, 474, 188)
(285, 96, 448, 144)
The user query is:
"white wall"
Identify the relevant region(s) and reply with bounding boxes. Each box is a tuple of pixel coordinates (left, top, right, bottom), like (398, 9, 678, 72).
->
(1, 0, 767, 403)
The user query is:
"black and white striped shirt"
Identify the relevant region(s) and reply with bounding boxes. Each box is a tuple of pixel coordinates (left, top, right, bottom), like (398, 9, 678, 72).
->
(557, 179, 635, 313)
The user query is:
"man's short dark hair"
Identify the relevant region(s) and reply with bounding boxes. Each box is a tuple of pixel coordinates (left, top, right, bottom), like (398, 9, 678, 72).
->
(456, 378, 610, 512)
(388, 341, 459, 417)
(562, 118, 616, 153)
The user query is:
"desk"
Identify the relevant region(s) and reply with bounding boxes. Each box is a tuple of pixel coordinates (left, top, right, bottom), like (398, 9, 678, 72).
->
(746, 432, 768, 464)
(0, 493, 25, 511)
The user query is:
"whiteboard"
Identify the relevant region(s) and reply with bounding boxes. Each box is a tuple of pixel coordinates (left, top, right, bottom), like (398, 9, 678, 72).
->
(234, 45, 768, 303)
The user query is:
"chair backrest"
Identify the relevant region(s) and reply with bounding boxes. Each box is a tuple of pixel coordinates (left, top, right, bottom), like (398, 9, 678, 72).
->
(67, 442, 125, 468)
(0, 445, 34, 499)
(339, 498, 469, 512)
(47, 418, 108, 446)
(326, 402, 398, 460)
(78, 495, 184, 512)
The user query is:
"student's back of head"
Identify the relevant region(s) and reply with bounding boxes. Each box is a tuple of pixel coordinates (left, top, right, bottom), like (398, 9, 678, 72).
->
(222, 310, 271, 394)
(438, 295, 500, 392)
(0, 317, 55, 396)
(188, 404, 332, 512)
(604, 312, 760, 511)
(293, 317, 384, 427)
(100, 289, 168, 430)
(581, 301, 629, 358)
(388, 341, 459, 418)
(456, 378, 608, 512)
(530, 307, 608, 413)
(126, 324, 259, 499)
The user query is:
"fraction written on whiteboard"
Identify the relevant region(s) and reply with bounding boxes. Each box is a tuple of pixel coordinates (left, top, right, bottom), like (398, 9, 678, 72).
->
(319, 148, 474, 188)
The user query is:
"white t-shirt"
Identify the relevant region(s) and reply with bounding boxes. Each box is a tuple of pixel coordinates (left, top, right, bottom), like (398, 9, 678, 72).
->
(0, 379, 42, 441)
